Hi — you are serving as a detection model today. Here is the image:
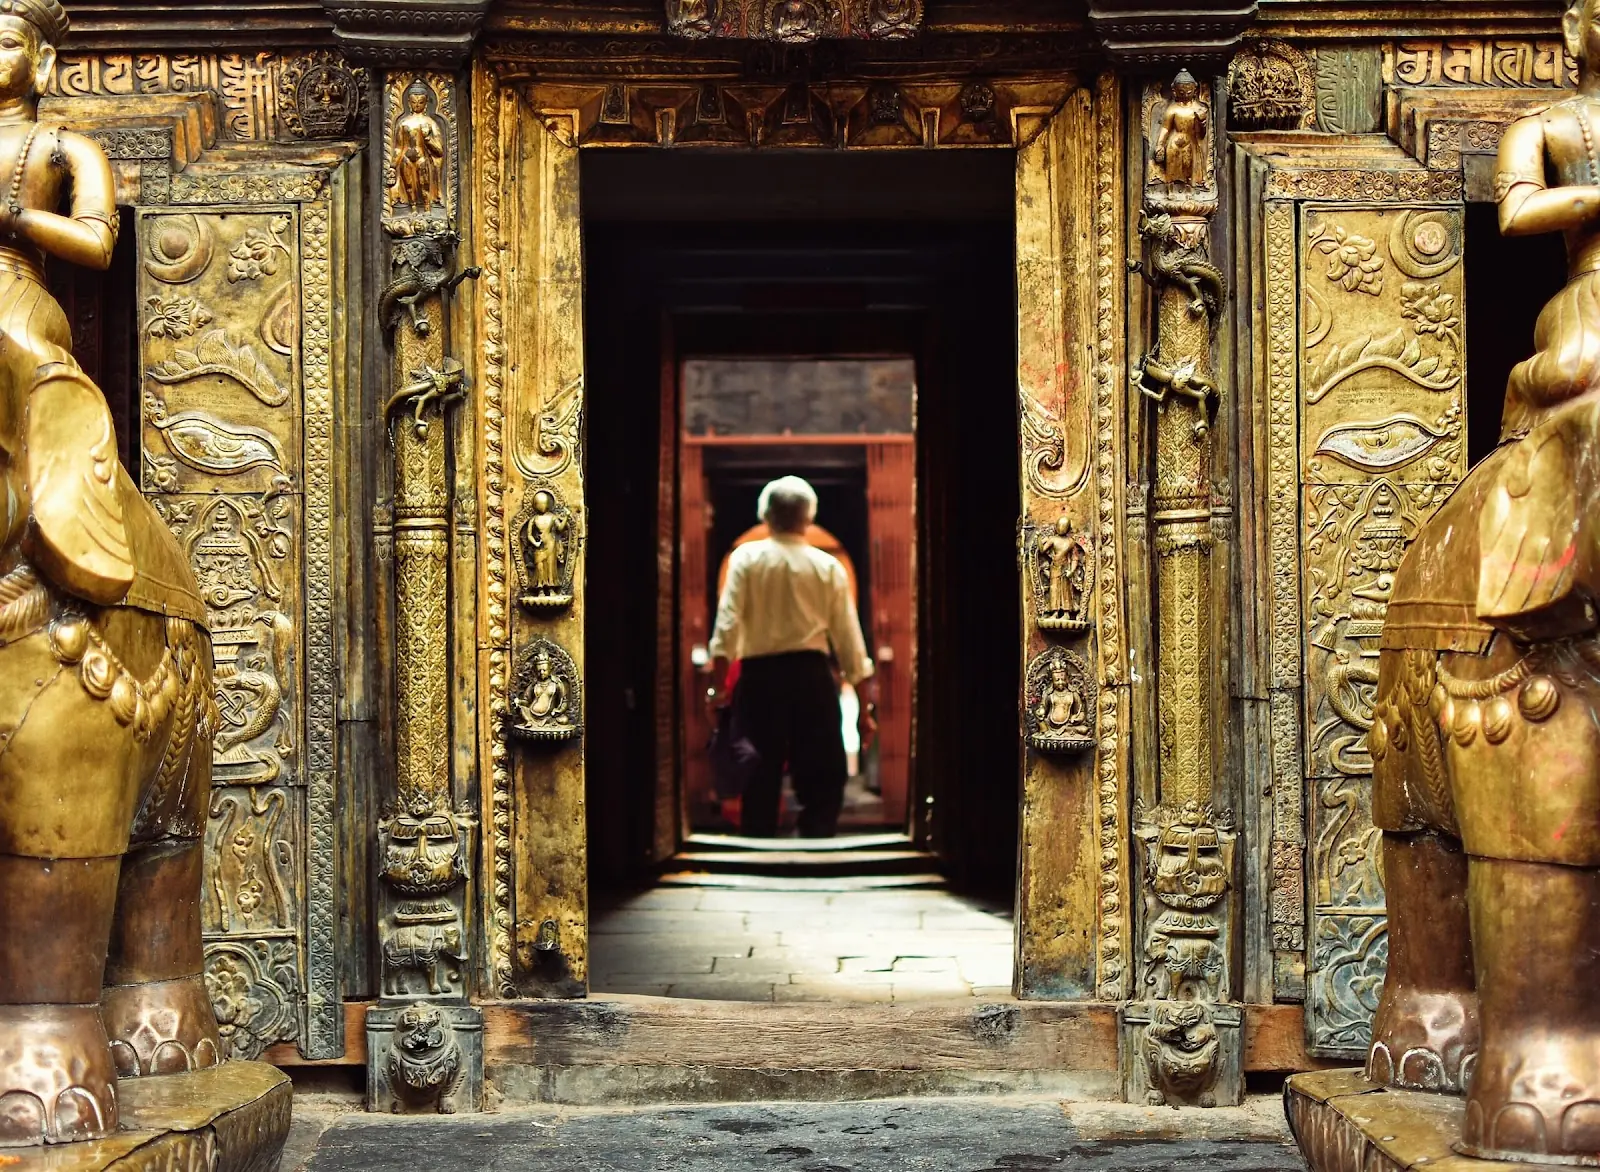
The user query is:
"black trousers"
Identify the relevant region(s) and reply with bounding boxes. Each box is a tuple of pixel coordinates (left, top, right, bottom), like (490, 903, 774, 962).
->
(733, 650, 847, 838)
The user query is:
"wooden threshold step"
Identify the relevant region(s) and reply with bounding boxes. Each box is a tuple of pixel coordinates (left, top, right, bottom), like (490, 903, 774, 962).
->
(478, 996, 1334, 1106)
(483, 994, 1119, 1104)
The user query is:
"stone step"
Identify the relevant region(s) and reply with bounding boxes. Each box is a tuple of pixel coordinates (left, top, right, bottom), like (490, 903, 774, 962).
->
(656, 871, 948, 892)
(672, 848, 937, 877)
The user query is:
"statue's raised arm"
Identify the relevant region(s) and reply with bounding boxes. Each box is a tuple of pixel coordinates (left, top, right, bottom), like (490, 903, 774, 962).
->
(0, 5, 115, 269)
(1487, 0, 1600, 440)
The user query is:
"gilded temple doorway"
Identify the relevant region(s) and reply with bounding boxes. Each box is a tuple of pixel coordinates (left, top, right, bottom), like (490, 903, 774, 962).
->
(580, 150, 1023, 993)
(486, 69, 1114, 1003)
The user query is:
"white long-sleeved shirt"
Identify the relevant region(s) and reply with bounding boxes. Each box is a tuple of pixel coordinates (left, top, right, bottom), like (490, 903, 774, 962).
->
(708, 533, 875, 684)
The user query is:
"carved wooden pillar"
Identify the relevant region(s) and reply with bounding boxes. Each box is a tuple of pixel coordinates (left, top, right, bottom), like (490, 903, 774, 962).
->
(1121, 69, 1243, 1109)
(363, 64, 485, 1115)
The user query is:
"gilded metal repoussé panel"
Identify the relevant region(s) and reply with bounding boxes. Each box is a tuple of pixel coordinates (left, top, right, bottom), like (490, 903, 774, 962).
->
(1298, 203, 1464, 1057)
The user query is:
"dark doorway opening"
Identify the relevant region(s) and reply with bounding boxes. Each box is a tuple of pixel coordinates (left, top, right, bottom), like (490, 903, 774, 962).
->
(1464, 201, 1567, 464)
(673, 358, 916, 838)
(581, 150, 1021, 931)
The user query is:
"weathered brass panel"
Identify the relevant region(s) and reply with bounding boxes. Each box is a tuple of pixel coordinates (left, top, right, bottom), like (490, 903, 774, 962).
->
(138, 209, 302, 496)
(1303, 480, 1452, 780)
(1298, 203, 1464, 1057)
(203, 787, 302, 938)
(147, 493, 302, 794)
(1015, 75, 1131, 1002)
(1298, 208, 1465, 488)
(135, 186, 348, 1061)
(477, 69, 591, 1000)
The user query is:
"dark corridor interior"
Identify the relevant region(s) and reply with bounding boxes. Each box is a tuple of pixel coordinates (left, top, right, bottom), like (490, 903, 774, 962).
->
(1464, 201, 1567, 464)
(582, 150, 1021, 899)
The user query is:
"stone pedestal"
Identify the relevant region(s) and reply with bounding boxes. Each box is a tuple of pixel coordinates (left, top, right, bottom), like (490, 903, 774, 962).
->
(7, 1061, 291, 1171)
(1286, 1069, 1575, 1172)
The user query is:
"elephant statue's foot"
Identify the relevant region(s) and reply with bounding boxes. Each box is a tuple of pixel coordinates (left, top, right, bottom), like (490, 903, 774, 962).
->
(1366, 987, 1480, 1093)
(1462, 1032, 1600, 1163)
(1365, 830, 1479, 1093)
(0, 1003, 119, 1146)
(102, 973, 223, 1076)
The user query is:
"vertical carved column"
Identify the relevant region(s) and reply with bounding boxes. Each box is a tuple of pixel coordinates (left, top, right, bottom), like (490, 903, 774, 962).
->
(1121, 70, 1242, 1108)
(365, 70, 484, 1116)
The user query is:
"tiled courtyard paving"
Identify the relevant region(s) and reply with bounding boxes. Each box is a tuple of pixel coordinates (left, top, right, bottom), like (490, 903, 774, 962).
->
(589, 886, 1016, 1002)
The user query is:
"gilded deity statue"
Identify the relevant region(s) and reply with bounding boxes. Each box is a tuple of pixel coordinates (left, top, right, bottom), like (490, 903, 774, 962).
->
(391, 81, 444, 217)
(1037, 517, 1087, 627)
(1153, 70, 1208, 188)
(667, 0, 713, 35)
(0, 0, 222, 1146)
(521, 489, 571, 608)
(1364, 0, 1600, 1160)
(512, 649, 576, 740)
(1035, 663, 1089, 742)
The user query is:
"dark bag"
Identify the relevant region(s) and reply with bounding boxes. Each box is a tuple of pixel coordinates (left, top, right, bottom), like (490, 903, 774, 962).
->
(708, 701, 760, 800)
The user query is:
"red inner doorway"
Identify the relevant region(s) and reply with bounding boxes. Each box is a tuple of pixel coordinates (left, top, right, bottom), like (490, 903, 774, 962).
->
(675, 360, 916, 835)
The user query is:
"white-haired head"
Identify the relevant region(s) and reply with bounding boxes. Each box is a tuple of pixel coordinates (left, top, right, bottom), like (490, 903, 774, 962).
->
(759, 475, 817, 535)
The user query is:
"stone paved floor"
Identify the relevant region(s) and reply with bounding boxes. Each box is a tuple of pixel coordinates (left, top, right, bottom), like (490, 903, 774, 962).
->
(589, 886, 1015, 1002)
(296, 1096, 1305, 1172)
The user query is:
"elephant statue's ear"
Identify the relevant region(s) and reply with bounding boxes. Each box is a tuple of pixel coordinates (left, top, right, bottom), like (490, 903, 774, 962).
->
(21, 366, 134, 605)
(1477, 401, 1599, 643)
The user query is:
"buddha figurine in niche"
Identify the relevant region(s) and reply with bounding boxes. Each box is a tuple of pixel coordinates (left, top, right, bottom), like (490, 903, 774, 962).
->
(1153, 69, 1208, 188)
(391, 81, 444, 217)
(1037, 517, 1089, 630)
(513, 649, 575, 740)
(520, 489, 571, 608)
(1034, 662, 1090, 747)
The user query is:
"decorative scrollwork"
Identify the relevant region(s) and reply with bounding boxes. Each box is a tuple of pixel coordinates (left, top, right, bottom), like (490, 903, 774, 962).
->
(203, 939, 299, 1061)
(144, 295, 214, 339)
(143, 214, 214, 284)
(663, 0, 924, 40)
(146, 328, 293, 409)
(144, 395, 288, 480)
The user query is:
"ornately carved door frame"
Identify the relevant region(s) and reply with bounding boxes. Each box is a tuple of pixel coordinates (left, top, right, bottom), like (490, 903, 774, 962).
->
(471, 58, 1132, 1001)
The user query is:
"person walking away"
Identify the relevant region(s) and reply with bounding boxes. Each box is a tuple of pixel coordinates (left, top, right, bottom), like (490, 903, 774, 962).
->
(706, 476, 877, 837)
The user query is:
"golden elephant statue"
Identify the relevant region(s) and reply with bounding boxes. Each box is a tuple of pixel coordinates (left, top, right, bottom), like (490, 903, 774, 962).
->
(1366, 6, 1600, 1160)
(0, 0, 223, 1147)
